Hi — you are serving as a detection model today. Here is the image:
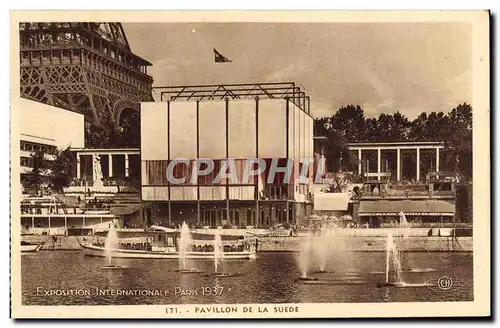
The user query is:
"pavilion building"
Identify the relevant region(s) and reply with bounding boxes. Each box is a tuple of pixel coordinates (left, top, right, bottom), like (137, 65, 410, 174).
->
(346, 142, 459, 228)
(139, 82, 315, 228)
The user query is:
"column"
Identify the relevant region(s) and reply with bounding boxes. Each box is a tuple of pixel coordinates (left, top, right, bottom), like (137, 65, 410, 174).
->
(197, 201, 200, 223)
(82, 217, 86, 227)
(108, 154, 113, 178)
(436, 148, 440, 173)
(286, 200, 289, 223)
(76, 153, 81, 179)
(64, 217, 67, 235)
(168, 201, 172, 226)
(416, 148, 420, 182)
(31, 217, 34, 229)
(91, 154, 95, 182)
(396, 148, 401, 182)
(357, 149, 362, 175)
(256, 200, 260, 227)
(377, 148, 381, 180)
(124, 154, 129, 177)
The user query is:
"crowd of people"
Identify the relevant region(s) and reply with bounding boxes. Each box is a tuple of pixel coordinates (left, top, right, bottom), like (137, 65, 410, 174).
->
(91, 240, 251, 253)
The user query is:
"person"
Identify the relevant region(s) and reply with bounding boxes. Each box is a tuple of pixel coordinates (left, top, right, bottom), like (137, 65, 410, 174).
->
(255, 238, 259, 252)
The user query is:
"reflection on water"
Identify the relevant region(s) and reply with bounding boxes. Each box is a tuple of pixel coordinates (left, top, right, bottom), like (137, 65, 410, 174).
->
(22, 251, 473, 305)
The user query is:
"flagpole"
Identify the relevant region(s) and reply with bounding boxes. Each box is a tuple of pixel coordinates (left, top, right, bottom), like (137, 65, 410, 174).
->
(211, 47, 216, 100)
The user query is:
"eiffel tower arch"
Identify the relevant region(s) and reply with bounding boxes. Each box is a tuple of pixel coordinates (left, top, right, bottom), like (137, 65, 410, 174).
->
(19, 22, 154, 147)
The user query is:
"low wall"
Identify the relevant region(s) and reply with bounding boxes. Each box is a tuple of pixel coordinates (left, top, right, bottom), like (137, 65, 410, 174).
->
(20, 235, 473, 252)
(258, 236, 473, 252)
(21, 235, 98, 250)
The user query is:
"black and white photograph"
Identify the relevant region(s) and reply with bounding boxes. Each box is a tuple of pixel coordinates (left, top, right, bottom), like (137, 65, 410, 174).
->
(9, 10, 490, 318)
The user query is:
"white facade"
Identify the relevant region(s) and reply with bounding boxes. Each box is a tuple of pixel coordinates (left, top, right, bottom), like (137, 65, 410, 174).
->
(19, 98, 85, 175)
(20, 98, 85, 149)
(140, 98, 314, 202)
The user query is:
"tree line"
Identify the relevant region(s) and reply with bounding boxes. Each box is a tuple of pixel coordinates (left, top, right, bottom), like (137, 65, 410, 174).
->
(314, 103, 472, 182)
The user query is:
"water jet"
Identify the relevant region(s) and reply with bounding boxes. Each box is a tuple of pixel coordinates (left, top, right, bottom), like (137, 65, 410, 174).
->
(100, 224, 128, 270)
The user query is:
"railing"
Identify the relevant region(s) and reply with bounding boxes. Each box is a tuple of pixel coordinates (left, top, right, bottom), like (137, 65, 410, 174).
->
(360, 190, 455, 198)
(259, 184, 289, 200)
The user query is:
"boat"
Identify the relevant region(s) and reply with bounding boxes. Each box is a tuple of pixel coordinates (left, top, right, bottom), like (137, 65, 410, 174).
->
(21, 241, 44, 252)
(81, 226, 257, 260)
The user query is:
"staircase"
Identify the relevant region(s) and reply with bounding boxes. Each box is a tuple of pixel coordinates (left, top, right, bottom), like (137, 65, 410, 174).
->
(106, 193, 141, 216)
(53, 193, 87, 211)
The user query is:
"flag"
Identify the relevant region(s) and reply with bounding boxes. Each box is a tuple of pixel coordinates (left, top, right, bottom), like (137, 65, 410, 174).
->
(214, 48, 232, 63)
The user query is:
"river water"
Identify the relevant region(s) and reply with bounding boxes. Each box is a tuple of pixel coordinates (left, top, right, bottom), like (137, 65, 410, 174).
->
(22, 251, 473, 305)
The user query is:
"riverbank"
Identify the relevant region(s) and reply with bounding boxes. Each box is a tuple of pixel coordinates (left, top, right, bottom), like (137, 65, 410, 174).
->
(258, 236, 472, 252)
(20, 235, 472, 252)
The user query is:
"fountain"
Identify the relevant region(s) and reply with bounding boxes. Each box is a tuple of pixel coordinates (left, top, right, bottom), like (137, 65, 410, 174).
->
(377, 231, 435, 288)
(313, 225, 336, 274)
(377, 231, 404, 287)
(297, 228, 318, 281)
(207, 230, 238, 277)
(100, 223, 126, 269)
(175, 222, 201, 273)
(397, 212, 437, 273)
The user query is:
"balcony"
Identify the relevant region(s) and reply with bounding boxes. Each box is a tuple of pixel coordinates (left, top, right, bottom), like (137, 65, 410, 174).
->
(360, 189, 455, 199)
(259, 184, 290, 200)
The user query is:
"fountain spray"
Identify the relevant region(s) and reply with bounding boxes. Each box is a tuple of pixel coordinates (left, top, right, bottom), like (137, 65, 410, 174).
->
(104, 223, 118, 266)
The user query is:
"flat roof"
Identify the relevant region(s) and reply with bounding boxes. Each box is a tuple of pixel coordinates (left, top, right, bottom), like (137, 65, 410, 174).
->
(153, 82, 311, 115)
(348, 141, 444, 147)
(71, 148, 140, 153)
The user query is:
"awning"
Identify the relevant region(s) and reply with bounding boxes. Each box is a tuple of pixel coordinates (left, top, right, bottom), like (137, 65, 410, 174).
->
(358, 199, 455, 216)
(314, 192, 350, 211)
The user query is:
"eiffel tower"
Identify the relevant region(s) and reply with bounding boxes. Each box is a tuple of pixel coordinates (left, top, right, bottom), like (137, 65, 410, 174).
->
(19, 22, 154, 147)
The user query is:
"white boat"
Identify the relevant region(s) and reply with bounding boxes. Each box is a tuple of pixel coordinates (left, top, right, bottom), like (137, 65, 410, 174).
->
(81, 243, 256, 259)
(21, 241, 44, 252)
(81, 226, 257, 260)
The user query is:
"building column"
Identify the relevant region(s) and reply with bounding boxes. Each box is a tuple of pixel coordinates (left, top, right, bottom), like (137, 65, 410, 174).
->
(226, 200, 230, 227)
(31, 217, 34, 229)
(64, 217, 67, 235)
(396, 148, 401, 182)
(168, 201, 172, 226)
(76, 153, 81, 179)
(357, 149, 362, 175)
(416, 148, 421, 182)
(124, 154, 129, 177)
(108, 154, 113, 178)
(82, 217, 86, 227)
(197, 201, 200, 223)
(91, 154, 95, 182)
(286, 200, 289, 223)
(377, 148, 381, 180)
(436, 148, 440, 173)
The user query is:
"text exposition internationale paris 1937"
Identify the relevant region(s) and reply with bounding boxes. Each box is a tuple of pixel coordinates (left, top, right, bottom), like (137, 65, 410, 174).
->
(9, 10, 490, 319)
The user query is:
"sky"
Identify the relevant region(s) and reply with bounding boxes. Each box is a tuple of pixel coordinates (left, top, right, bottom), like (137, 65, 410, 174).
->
(123, 22, 471, 119)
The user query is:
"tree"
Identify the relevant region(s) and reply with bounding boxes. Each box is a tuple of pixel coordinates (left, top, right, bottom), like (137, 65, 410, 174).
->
(313, 117, 330, 136)
(314, 102, 473, 182)
(48, 146, 75, 193)
(85, 111, 141, 149)
(444, 103, 473, 181)
(322, 171, 355, 193)
(409, 111, 449, 141)
(330, 105, 365, 143)
(24, 150, 48, 192)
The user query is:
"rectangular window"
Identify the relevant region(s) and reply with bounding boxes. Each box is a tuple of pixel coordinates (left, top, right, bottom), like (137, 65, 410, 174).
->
(145, 160, 168, 186)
